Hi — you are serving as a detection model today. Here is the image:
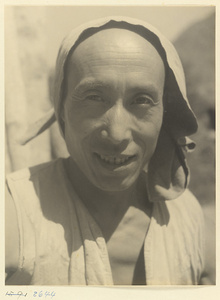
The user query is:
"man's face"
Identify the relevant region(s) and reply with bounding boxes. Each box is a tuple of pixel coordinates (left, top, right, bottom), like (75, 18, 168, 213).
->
(63, 28, 165, 191)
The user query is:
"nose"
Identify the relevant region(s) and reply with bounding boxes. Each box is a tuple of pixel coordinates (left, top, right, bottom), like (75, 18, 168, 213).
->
(101, 102, 132, 144)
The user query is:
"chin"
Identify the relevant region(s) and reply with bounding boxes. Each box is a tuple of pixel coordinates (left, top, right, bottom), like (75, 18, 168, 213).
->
(92, 176, 137, 192)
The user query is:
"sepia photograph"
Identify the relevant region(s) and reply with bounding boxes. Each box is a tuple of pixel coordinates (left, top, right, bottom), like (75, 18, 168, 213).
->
(3, 2, 216, 293)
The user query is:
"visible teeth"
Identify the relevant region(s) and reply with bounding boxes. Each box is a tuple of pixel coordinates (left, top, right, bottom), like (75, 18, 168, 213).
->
(98, 154, 131, 165)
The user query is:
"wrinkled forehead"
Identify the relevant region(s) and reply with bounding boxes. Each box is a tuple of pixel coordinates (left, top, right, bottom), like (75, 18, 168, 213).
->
(63, 26, 167, 101)
(67, 27, 166, 73)
(65, 25, 168, 71)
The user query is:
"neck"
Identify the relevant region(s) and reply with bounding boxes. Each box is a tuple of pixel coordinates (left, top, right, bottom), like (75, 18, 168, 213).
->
(64, 157, 151, 239)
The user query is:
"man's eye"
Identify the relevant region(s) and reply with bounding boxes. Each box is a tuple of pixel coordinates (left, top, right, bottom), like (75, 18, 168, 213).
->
(132, 96, 153, 105)
(85, 95, 103, 102)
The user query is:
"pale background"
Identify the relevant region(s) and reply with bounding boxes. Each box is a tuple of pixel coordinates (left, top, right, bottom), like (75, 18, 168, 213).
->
(45, 6, 214, 67)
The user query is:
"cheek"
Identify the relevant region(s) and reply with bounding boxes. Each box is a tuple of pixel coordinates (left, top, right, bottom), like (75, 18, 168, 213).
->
(135, 109, 163, 156)
(136, 105, 163, 137)
(64, 104, 101, 145)
(144, 104, 163, 125)
(139, 124, 161, 151)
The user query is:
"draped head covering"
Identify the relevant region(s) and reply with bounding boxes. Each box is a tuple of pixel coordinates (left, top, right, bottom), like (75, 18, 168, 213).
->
(20, 16, 198, 202)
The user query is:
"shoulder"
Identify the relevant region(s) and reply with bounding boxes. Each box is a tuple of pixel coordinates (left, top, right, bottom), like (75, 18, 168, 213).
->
(5, 157, 70, 229)
(6, 159, 67, 216)
(6, 158, 64, 183)
(174, 191, 216, 284)
(168, 189, 205, 258)
(169, 188, 201, 208)
(167, 190, 205, 245)
(5, 161, 56, 276)
(155, 189, 204, 226)
(166, 189, 204, 224)
(152, 190, 205, 284)
(6, 158, 68, 201)
(155, 189, 205, 252)
(5, 158, 69, 280)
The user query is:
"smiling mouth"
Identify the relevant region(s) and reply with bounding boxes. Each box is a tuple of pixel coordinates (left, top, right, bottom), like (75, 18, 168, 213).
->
(95, 153, 136, 165)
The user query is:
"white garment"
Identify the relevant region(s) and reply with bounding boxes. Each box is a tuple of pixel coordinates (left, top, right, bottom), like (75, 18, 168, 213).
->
(6, 158, 204, 285)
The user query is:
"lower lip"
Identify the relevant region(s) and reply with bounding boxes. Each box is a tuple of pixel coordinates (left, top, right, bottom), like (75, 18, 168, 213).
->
(94, 153, 137, 172)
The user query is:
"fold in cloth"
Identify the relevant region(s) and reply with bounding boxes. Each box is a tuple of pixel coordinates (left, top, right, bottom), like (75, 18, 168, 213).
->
(19, 109, 55, 145)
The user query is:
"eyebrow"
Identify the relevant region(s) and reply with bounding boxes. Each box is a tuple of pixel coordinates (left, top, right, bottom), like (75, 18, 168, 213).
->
(74, 79, 111, 93)
(73, 78, 162, 100)
(127, 83, 161, 101)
